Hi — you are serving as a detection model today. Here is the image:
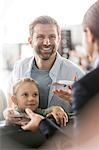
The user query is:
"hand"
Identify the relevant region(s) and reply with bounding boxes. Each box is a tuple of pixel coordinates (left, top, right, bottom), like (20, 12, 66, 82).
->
(52, 74, 77, 103)
(53, 88, 72, 103)
(21, 108, 44, 131)
(3, 108, 23, 125)
(46, 106, 68, 127)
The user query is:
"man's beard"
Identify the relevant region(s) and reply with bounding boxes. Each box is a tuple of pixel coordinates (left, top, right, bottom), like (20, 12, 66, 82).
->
(35, 44, 56, 60)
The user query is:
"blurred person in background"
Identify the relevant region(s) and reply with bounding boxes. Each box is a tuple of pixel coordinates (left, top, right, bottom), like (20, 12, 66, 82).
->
(79, 55, 92, 72)
(52, 1, 99, 114)
(82, 1, 99, 69)
(73, 0, 99, 113)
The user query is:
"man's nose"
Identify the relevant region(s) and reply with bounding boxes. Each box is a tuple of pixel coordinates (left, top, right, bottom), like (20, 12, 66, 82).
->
(43, 37, 50, 45)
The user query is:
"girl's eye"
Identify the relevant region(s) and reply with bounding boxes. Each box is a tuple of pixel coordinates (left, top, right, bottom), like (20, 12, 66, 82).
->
(22, 93, 28, 97)
(33, 92, 39, 97)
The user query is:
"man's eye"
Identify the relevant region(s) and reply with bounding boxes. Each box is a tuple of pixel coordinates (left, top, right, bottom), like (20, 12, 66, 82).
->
(37, 35, 44, 39)
(49, 35, 56, 39)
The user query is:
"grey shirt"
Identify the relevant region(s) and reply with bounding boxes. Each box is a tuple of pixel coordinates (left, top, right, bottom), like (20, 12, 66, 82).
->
(31, 62, 52, 109)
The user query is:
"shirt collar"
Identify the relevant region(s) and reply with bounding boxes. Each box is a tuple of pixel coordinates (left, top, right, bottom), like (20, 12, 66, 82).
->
(24, 56, 35, 77)
(25, 52, 63, 81)
(49, 52, 63, 81)
(94, 55, 99, 68)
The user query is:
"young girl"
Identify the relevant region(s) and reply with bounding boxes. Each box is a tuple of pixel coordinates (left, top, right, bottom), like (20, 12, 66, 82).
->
(6, 77, 68, 127)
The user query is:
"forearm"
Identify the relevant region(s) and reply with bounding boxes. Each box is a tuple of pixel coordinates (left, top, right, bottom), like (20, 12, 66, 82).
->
(36, 107, 54, 116)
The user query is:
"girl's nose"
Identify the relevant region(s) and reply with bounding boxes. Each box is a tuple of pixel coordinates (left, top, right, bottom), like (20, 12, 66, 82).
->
(28, 96, 35, 101)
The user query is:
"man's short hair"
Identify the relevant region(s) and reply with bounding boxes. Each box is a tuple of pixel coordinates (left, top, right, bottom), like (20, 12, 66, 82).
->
(29, 15, 61, 37)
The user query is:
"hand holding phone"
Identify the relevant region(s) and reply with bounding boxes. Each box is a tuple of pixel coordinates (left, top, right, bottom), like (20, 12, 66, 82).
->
(50, 80, 73, 102)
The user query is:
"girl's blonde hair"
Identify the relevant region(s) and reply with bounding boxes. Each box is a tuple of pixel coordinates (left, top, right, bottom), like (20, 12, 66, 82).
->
(12, 77, 39, 95)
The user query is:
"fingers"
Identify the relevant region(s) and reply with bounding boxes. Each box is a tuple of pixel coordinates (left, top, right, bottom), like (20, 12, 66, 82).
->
(20, 121, 29, 126)
(72, 74, 77, 81)
(50, 112, 68, 127)
(63, 113, 68, 126)
(21, 109, 35, 130)
(3, 108, 22, 125)
(6, 117, 22, 125)
(22, 109, 44, 131)
(3, 108, 14, 119)
(46, 113, 52, 118)
(25, 108, 35, 119)
(46, 111, 61, 125)
(49, 112, 60, 125)
(21, 121, 32, 130)
(53, 89, 72, 101)
(58, 112, 68, 127)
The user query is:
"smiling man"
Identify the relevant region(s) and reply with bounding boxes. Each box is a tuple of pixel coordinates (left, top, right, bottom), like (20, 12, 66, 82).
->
(7, 15, 84, 113)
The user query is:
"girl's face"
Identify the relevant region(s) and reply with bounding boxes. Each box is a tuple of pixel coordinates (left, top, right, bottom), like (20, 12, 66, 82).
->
(15, 82, 39, 112)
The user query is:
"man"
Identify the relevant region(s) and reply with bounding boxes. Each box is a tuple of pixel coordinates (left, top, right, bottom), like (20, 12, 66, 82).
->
(7, 16, 84, 113)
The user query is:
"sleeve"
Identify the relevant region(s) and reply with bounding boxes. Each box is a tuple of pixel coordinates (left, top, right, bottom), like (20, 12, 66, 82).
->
(0, 124, 46, 148)
(36, 107, 54, 116)
(39, 117, 59, 138)
(72, 83, 90, 114)
(7, 61, 21, 96)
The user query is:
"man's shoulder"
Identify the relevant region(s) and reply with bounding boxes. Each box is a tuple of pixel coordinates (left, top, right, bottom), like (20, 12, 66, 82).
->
(62, 57, 78, 67)
(57, 52, 77, 67)
(62, 57, 84, 72)
(12, 56, 33, 75)
(14, 57, 33, 68)
(15, 56, 33, 67)
(58, 56, 85, 79)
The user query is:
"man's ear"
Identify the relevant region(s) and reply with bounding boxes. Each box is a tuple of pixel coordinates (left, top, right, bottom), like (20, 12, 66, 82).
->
(57, 34, 61, 46)
(85, 27, 95, 43)
(28, 37, 33, 46)
(11, 95, 17, 105)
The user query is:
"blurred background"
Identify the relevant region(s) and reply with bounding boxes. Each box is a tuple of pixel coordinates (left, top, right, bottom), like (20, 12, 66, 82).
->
(0, 0, 97, 97)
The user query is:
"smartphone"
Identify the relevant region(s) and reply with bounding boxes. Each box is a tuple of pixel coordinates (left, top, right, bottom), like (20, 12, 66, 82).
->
(13, 110, 28, 118)
(57, 80, 74, 86)
(51, 80, 74, 91)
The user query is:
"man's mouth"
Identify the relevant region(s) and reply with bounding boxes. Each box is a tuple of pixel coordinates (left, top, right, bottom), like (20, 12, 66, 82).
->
(42, 47, 51, 51)
(41, 45, 54, 52)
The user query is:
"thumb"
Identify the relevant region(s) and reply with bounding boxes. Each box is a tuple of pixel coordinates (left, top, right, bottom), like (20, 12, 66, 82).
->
(46, 112, 52, 118)
(72, 74, 77, 81)
(25, 108, 35, 119)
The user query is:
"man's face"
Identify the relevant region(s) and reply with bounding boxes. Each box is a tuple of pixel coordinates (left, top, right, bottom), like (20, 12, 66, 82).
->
(30, 24, 60, 60)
